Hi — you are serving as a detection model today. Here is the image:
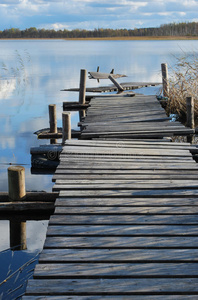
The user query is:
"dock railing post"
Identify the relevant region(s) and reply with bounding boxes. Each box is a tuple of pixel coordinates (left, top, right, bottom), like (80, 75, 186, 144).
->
(79, 69, 87, 105)
(161, 63, 169, 97)
(49, 104, 57, 144)
(8, 166, 27, 250)
(62, 112, 71, 144)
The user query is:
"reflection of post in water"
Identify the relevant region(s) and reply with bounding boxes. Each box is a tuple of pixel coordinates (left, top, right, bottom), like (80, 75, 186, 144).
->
(10, 218, 27, 250)
(8, 166, 27, 250)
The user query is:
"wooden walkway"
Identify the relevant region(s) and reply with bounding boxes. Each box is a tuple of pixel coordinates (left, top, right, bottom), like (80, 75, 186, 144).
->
(23, 93, 198, 299)
(79, 94, 194, 139)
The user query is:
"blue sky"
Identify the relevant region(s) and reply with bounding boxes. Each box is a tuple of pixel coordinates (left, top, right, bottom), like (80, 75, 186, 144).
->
(0, 0, 198, 31)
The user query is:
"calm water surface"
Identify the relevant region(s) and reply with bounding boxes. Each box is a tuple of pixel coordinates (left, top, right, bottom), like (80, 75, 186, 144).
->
(0, 39, 198, 298)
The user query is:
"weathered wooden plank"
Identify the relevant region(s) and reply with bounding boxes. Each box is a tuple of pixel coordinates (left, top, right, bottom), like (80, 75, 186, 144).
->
(59, 156, 194, 162)
(39, 248, 198, 263)
(54, 206, 198, 215)
(65, 139, 193, 149)
(81, 129, 195, 138)
(52, 175, 198, 183)
(55, 169, 198, 175)
(65, 139, 191, 147)
(83, 125, 186, 133)
(50, 214, 198, 225)
(59, 159, 195, 165)
(57, 164, 197, 170)
(34, 262, 198, 278)
(21, 296, 198, 299)
(80, 133, 188, 139)
(55, 197, 198, 207)
(88, 72, 126, 79)
(53, 182, 198, 191)
(54, 180, 198, 189)
(0, 201, 54, 212)
(78, 116, 172, 126)
(44, 236, 198, 248)
(24, 278, 198, 295)
(46, 224, 198, 236)
(58, 189, 198, 197)
(61, 146, 192, 157)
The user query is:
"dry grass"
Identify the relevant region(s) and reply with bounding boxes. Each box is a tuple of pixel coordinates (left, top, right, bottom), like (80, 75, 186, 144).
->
(165, 52, 198, 126)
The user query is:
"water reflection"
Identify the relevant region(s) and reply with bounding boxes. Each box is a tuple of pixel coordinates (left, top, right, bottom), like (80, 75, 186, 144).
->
(0, 219, 48, 299)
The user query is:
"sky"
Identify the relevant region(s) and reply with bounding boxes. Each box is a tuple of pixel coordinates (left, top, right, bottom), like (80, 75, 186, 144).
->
(0, 0, 198, 31)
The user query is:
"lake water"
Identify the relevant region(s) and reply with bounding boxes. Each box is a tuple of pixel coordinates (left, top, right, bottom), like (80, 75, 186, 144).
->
(0, 39, 198, 298)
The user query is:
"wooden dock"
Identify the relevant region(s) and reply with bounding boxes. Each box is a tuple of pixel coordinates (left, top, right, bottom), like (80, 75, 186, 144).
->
(23, 92, 198, 299)
(79, 94, 194, 139)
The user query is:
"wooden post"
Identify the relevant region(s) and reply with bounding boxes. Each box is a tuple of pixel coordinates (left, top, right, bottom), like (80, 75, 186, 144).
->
(186, 96, 195, 129)
(79, 69, 87, 105)
(161, 63, 169, 97)
(8, 166, 26, 201)
(10, 219, 27, 250)
(62, 112, 71, 144)
(49, 104, 57, 133)
(8, 166, 27, 250)
(49, 104, 57, 144)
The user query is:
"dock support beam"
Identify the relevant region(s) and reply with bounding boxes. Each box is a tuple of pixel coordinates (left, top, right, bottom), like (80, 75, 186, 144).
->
(62, 112, 71, 144)
(79, 69, 87, 105)
(161, 63, 169, 97)
(8, 166, 27, 250)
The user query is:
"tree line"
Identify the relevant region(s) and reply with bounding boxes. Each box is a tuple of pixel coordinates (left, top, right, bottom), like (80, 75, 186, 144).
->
(1, 22, 198, 39)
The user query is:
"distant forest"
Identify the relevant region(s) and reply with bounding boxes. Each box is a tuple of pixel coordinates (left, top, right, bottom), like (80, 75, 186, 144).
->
(1, 22, 198, 39)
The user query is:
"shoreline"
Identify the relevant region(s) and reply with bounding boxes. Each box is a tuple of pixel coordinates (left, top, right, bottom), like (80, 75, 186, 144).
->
(1, 36, 198, 41)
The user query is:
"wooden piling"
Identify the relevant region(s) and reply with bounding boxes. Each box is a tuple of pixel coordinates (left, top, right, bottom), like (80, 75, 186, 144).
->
(62, 112, 71, 144)
(161, 63, 169, 97)
(186, 96, 195, 144)
(49, 104, 57, 133)
(79, 69, 87, 105)
(186, 96, 195, 129)
(8, 166, 26, 201)
(49, 104, 57, 144)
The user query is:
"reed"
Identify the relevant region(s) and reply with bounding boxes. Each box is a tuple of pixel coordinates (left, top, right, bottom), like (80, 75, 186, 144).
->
(165, 52, 198, 126)
(0, 50, 31, 95)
